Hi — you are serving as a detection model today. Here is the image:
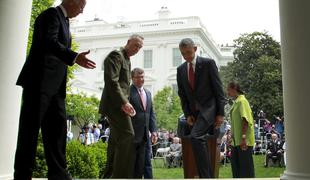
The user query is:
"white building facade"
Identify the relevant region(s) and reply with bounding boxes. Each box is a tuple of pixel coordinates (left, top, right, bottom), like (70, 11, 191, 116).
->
(70, 8, 234, 98)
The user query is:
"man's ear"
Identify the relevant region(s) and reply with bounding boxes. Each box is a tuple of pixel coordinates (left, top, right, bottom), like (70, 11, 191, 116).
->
(194, 46, 197, 52)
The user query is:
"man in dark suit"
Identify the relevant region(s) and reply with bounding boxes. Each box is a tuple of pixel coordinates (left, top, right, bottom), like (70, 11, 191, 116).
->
(99, 34, 144, 178)
(177, 38, 226, 178)
(129, 68, 157, 178)
(13, 0, 96, 180)
(265, 133, 284, 167)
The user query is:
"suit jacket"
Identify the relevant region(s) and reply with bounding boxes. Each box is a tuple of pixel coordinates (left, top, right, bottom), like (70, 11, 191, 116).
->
(129, 85, 157, 143)
(267, 139, 283, 154)
(16, 7, 77, 97)
(177, 56, 226, 124)
(99, 48, 131, 115)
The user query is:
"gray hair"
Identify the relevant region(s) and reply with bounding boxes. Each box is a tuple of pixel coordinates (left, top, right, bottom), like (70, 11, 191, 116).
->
(179, 38, 196, 48)
(129, 34, 144, 41)
(131, 67, 144, 78)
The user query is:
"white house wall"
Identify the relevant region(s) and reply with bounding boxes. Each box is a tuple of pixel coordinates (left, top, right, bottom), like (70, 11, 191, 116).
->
(70, 16, 234, 98)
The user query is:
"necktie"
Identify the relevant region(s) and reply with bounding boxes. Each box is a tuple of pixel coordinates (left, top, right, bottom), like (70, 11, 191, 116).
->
(139, 89, 146, 110)
(188, 62, 195, 90)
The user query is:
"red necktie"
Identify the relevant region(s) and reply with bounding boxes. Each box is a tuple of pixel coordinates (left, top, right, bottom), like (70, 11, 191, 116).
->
(139, 89, 146, 110)
(188, 62, 195, 90)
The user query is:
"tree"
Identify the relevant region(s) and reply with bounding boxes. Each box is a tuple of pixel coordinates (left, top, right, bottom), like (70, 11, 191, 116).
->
(153, 87, 182, 131)
(66, 92, 100, 129)
(220, 31, 283, 120)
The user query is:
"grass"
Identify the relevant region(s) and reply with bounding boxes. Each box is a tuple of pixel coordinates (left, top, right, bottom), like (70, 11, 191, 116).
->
(153, 154, 285, 178)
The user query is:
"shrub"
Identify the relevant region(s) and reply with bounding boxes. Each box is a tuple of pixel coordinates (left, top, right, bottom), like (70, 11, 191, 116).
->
(33, 140, 107, 178)
(32, 136, 48, 178)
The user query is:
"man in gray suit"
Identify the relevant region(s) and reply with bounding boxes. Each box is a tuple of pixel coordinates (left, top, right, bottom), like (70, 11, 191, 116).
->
(129, 68, 157, 178)
(176, 38, 226, 178)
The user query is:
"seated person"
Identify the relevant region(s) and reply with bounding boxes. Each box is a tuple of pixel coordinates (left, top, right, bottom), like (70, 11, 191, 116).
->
(166, 137, 182, 168)
(66, 128, 73, 142)
(265, 133, 284, 167)
(93, 124, 101, 142)
(78, 126, 95, 145)
(254, 140, 263, 155)
(101, 127, 110, 142)
(219, 135, 227, 165)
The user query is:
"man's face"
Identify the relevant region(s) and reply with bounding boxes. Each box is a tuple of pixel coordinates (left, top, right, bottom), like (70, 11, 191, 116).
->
(272, 134, 278, 141)
(173, 138, 179, 144)
(125, 38, 143, 57)
(68, 0, 86, 18)
(179, 46, 197, 63)
(132, 73, 145, 88)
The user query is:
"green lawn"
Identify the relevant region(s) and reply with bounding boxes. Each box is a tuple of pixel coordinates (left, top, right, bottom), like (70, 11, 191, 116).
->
(153, 154, 285, 178)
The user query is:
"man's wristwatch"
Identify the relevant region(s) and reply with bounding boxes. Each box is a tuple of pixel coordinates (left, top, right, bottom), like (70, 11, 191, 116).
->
(242, 134, 246, 139)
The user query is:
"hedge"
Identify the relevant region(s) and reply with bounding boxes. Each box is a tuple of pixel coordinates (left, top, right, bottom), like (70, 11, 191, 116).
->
(33, 139, 107, 178)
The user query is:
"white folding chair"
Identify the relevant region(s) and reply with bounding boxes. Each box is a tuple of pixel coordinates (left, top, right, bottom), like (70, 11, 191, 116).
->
(153, 147, 170, 167)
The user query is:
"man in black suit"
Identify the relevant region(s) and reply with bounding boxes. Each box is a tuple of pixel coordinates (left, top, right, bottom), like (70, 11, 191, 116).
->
(129, 68, 157, 178)
(265, 133, 284, 167)
(177, 38, 226, 178)
(14, 0, 96, 180)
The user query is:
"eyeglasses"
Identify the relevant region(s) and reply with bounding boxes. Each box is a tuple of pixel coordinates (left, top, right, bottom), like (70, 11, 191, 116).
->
(133, 76, 144, 79)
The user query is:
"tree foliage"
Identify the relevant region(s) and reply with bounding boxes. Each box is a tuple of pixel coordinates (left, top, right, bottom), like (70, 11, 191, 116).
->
(220, 31, 283, 120)
(153, 87, 182, 131)
(66, 92, 100, 129)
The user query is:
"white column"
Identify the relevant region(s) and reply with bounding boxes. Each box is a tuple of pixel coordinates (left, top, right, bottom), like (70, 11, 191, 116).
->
(0, 0, 32, 179)
(279, 0, 310, 180)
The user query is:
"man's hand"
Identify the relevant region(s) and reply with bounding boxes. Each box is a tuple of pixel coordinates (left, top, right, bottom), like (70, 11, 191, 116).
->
(75, 50, 96, 69)
(240, 137, 248, 151)
(214, 115, 224, 129)
(187, 116, 196, 126)
(121, 102, 136, 117)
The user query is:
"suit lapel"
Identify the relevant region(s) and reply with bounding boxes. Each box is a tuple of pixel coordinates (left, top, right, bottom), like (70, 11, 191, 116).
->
(134, 87, 145, 111)
(195, 57, 203, 89)
(145, 90, 150, 111)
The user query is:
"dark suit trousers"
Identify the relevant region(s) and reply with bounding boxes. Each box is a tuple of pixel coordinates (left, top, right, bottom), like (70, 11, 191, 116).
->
(231, 146, 255, 178)
(14, 88, 71, 180)
(144, 138, 153, 179)
(133, 140, 146, 178)
(190, 112, 214, 178)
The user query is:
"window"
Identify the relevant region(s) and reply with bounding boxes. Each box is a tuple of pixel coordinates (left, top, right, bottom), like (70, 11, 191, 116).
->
(144, 50, 153, 68)
(173, 48, 182, 67)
